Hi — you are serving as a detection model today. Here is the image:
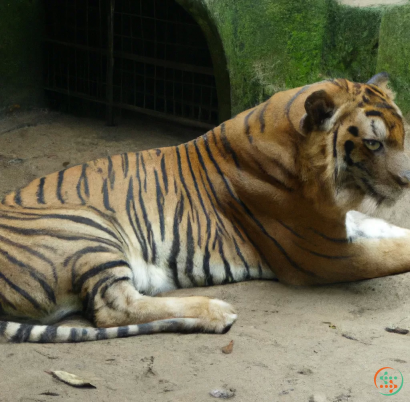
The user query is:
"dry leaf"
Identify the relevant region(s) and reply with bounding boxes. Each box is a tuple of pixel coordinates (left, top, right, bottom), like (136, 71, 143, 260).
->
(45, 370, 96, 388)
(221, 340, 234, 354)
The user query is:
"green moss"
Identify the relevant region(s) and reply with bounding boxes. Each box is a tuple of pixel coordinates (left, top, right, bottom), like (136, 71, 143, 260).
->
(0, 0, 44, 113)
(322, 2, 382, 83)
(206, 0, 328, 114)
(377, 5, 410, 117)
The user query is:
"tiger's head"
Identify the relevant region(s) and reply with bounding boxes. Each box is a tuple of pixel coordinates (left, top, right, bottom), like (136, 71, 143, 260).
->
(300, 73, 410, 213)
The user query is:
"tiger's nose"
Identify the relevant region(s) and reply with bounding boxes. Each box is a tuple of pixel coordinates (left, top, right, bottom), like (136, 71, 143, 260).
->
(397, 171, 410, 186)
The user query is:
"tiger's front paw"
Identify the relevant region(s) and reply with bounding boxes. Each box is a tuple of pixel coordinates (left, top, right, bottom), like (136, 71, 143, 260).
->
(200, 298, 237, 334)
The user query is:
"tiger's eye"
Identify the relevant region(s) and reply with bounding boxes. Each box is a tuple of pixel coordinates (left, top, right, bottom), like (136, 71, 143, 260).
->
(363, 140, 382, 152)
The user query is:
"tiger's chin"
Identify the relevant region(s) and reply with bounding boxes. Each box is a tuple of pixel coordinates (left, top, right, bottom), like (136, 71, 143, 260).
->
(335, 185, 404, 216)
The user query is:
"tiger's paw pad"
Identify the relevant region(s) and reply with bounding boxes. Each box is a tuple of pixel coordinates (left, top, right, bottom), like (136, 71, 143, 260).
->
(202, 299, 237, 334)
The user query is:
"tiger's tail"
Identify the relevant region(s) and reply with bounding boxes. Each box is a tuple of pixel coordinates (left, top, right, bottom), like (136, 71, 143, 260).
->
(0, 318, 203, 343)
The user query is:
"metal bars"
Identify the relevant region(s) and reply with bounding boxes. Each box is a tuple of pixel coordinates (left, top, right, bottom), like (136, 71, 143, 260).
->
(43, 0, 219, 127)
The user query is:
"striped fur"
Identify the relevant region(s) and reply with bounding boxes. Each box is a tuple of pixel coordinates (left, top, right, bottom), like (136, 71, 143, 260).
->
(2, 73, 410, 342)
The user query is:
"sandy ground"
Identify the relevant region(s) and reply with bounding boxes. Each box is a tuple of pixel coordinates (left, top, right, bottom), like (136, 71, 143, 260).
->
(0, 110, 410, 402)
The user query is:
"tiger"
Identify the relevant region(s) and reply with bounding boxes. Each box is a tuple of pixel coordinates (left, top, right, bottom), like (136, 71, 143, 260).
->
(1, 72, 410, 343)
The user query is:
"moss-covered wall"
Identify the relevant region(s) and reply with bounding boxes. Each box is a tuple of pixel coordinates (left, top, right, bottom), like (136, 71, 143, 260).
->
(322, 2, 382, 83)
(205, 0, 329, 115)
(0, 0, 44, 114)
(0, 0, 409, 119)
(377, 4, 410, 117)
(184, 0, 386, 115)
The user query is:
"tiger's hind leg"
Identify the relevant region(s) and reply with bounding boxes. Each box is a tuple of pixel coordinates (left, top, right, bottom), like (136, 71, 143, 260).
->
(78, 262, 237, 334)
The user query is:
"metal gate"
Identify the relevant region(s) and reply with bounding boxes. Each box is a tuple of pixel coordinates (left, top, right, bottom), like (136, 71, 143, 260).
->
(44, 0, 219, 128)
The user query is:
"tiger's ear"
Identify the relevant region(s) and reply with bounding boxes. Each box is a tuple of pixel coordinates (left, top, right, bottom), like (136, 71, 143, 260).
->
(300, 90, 335, 134)
(367, 72, 396, 99)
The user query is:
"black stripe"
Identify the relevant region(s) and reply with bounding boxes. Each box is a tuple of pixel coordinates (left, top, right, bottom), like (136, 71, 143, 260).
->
(366, 87, 384, 98)
(195, 209, 202, 247)
(333, 128, 339, 158)
(259, 101, 270, 133)
(39, 213, 119, 242)
(100, 276, 130, 299)
(36, 177, 46, 205)
(0, 272, 42, 310)
(217, 234, 234, 284)
(360, 177, 385, 204)
(219, 123, 240, 168)
(96, 328, 107, 340)
(0, 232, 58, 283)
(195, 160, 227, 232)
(344, 140, 355, 166)
(0, 292, 17, 310)
(249, 154, 294, 192)
(184, 216, 197, 286)
(0, 321, 8, 337)
(210, 129, 226, 157)
(176, 147, 193, 211)
(10, 324, 34, 343)
(212, 227, 218, 251)
(126, 177, 149, 262)
(39, 326, 58, 343)
(277, 220, 305, 240)
(184, 144, 210, 229)
(244, 109, 256, 142)
(68, 328, 79, 342)
(0, 222, 121, 252)
(231, 222, 244, 242)
(14, 189, 22, 206)
(374, 102, 394, 110)
(83, 275, 113, 321)
(294, 242, 352, 260)
(102, 179, 115, 213)
(76, 164, 89, 205)
(136, 154, 156, 263)
(232, 237, 250, 279)
(117, 326, 129, 338)
(348, 126, 359, 137)
(154, 170, 165, 241)
(107, 156, 115, 190)
(140, 153, 147, 192)
(310, 228, 348, 243)
(121, 153, 129, 178)
(285, 85, 311, 132)
(160, 155, 168, 194)
(0, 250, 56, 305)
(202, 227, 214, 286)
(365, 110, 382, 117)
(168, 198, 184, 288)
(74, 260, 130, 292)
(56, 170, 65, 204)
(328, 79, 344, 89)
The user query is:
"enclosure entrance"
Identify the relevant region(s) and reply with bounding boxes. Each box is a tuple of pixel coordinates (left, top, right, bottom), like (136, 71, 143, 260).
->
(44, 0, 219, 128)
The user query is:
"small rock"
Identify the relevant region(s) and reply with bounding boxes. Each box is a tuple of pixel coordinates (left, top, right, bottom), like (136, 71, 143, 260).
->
(210, 387, 236, 399)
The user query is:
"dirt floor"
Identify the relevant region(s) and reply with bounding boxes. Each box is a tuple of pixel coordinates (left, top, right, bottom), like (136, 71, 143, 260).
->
(1, 109, 410, 402)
